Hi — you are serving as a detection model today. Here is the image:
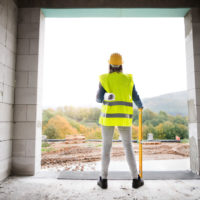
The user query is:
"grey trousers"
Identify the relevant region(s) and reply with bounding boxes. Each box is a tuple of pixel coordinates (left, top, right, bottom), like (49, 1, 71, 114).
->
(100, 125, 138, 179)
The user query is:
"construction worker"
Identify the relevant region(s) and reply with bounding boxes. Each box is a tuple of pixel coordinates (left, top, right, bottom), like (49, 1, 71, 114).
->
(96, 53, 144, 189)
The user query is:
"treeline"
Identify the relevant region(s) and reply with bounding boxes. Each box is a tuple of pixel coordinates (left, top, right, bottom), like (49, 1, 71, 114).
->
(132, 109, 188, 140)
(52, 106, 101, 122)
(42, 106, 188, 140)
(42, 107, 106, 140)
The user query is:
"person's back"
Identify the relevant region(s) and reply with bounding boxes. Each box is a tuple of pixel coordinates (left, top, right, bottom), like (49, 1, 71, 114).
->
(100, 72, 133, 102)
(96, 53, 144, 189)
(98, 72, 134, 127)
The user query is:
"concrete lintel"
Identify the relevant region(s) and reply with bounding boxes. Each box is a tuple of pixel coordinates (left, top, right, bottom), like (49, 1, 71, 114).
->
(41, 8, 190, 18)
(18, 0, 199, 9)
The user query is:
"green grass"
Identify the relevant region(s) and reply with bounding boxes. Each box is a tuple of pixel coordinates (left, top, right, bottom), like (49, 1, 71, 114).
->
(180, 138, 189, 143)
(41, 147, 56, 153)
(42, 142, 51, 147)
(86, 142, 102, 147)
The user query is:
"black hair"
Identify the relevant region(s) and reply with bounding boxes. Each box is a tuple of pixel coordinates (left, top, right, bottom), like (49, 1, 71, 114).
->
(109, 64, 123, 73)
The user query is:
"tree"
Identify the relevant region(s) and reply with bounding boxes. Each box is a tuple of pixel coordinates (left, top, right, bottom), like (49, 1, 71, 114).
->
(158, 111, 168, 121)
(44, 125, 59, 139)
(132, 109, 139, 124)
(42, 108, 56, 126)
(43, 115, 78, 139)
(151, 118, 164, 126)
(155, 123, 166, 139)
(174, 124, 188, 139)
(132, 125, 139, 140)
(172, 115, 188, 126)
(142, 124, 155, 140)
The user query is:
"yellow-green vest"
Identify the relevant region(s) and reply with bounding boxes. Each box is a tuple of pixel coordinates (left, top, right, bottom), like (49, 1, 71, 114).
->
(98, 72, 134, 126)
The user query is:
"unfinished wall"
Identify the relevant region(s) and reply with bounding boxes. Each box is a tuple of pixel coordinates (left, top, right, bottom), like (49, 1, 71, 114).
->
(0, 0, 18, 181)
(12, 8, 44, 175)
(0, 3, 199, 179)
(17, 0, 200, 8)
(184, 8, 200, 175)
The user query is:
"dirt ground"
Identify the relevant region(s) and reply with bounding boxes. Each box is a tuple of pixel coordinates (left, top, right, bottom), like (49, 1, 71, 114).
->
(41, 141, 189, 170)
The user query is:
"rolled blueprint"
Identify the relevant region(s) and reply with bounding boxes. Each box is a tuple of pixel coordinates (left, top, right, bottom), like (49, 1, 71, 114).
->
(104, 93, 115, 101)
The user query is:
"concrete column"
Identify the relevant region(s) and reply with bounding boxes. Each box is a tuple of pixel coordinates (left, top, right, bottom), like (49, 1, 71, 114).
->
(0, 0, 18, 181)
(12, 8, 44, 175)
(184, 8, 200, 175)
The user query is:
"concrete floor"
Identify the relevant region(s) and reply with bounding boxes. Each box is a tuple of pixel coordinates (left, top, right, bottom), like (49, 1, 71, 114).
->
(0, 176, 200, 200)
(94, 158, 190, 171)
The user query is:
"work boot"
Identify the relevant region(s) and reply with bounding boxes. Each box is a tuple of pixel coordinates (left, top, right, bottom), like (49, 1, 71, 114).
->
(97, 176, 107, 189)
(132, 174, 144, 189)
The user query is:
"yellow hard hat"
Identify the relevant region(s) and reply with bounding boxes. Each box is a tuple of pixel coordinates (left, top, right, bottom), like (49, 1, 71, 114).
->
(108, 53, 123, 65)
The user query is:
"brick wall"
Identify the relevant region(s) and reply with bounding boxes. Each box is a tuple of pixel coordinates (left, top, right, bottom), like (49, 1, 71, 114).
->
(0, 0, 18, 181)
(12, 8, 44, 175)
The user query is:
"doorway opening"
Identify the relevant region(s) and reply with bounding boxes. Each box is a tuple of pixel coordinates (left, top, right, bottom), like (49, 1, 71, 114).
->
(40, 8, 190, 177)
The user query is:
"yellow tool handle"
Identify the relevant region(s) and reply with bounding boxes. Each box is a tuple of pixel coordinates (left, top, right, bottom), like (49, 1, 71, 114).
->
(138, 108, 143, 178)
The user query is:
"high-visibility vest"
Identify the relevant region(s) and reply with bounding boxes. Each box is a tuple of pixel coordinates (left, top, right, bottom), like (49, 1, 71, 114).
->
(98, 72, 134, 126)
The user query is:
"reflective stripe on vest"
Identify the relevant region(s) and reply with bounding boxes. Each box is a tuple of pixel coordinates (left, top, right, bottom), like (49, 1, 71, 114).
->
(103, 100, 133, 107)
(101, 113, 133, 118)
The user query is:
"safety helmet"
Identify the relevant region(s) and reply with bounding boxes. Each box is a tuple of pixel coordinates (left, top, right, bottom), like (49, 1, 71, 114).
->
(108, 53, 123, 65)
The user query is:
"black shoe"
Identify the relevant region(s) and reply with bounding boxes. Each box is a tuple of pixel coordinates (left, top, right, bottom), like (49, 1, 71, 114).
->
(132, 174, 144, 189)
(97, 176, 107, 189)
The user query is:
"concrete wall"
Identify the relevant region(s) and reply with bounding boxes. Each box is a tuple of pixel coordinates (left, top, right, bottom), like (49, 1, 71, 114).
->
(0, 0, 18, 181)
(184, 8, 200, 175)
(10, 7, 200, 177)
(17, 0, 200, 8)
(12, 8, 44, 175)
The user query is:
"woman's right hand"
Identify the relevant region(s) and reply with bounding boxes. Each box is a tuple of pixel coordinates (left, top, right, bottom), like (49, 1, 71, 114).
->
(138, 108, 143, 112)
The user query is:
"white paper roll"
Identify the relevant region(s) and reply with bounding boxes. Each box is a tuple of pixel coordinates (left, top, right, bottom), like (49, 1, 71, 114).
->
(104, 93, 115, 101)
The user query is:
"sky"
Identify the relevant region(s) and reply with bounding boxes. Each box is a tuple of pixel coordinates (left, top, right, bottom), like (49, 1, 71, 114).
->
(42, 17, 187, 109)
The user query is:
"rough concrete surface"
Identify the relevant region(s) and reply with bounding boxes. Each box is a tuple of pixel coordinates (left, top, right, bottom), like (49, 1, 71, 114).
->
(0, 176, 200, 200)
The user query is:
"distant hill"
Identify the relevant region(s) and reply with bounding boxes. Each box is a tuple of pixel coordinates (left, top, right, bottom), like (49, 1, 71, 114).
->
(43, 91, 188, 116)
(141, 91, 188, 116)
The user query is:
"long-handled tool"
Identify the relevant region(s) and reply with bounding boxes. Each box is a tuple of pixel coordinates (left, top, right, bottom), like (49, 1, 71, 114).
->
(138, 108, 143, 178)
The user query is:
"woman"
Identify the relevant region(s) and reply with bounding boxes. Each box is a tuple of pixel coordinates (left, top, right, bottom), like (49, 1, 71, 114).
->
(96, 53, 144, 189)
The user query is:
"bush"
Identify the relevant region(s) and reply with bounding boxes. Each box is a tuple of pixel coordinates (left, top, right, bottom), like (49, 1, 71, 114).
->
(43, 125, 59, 139)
